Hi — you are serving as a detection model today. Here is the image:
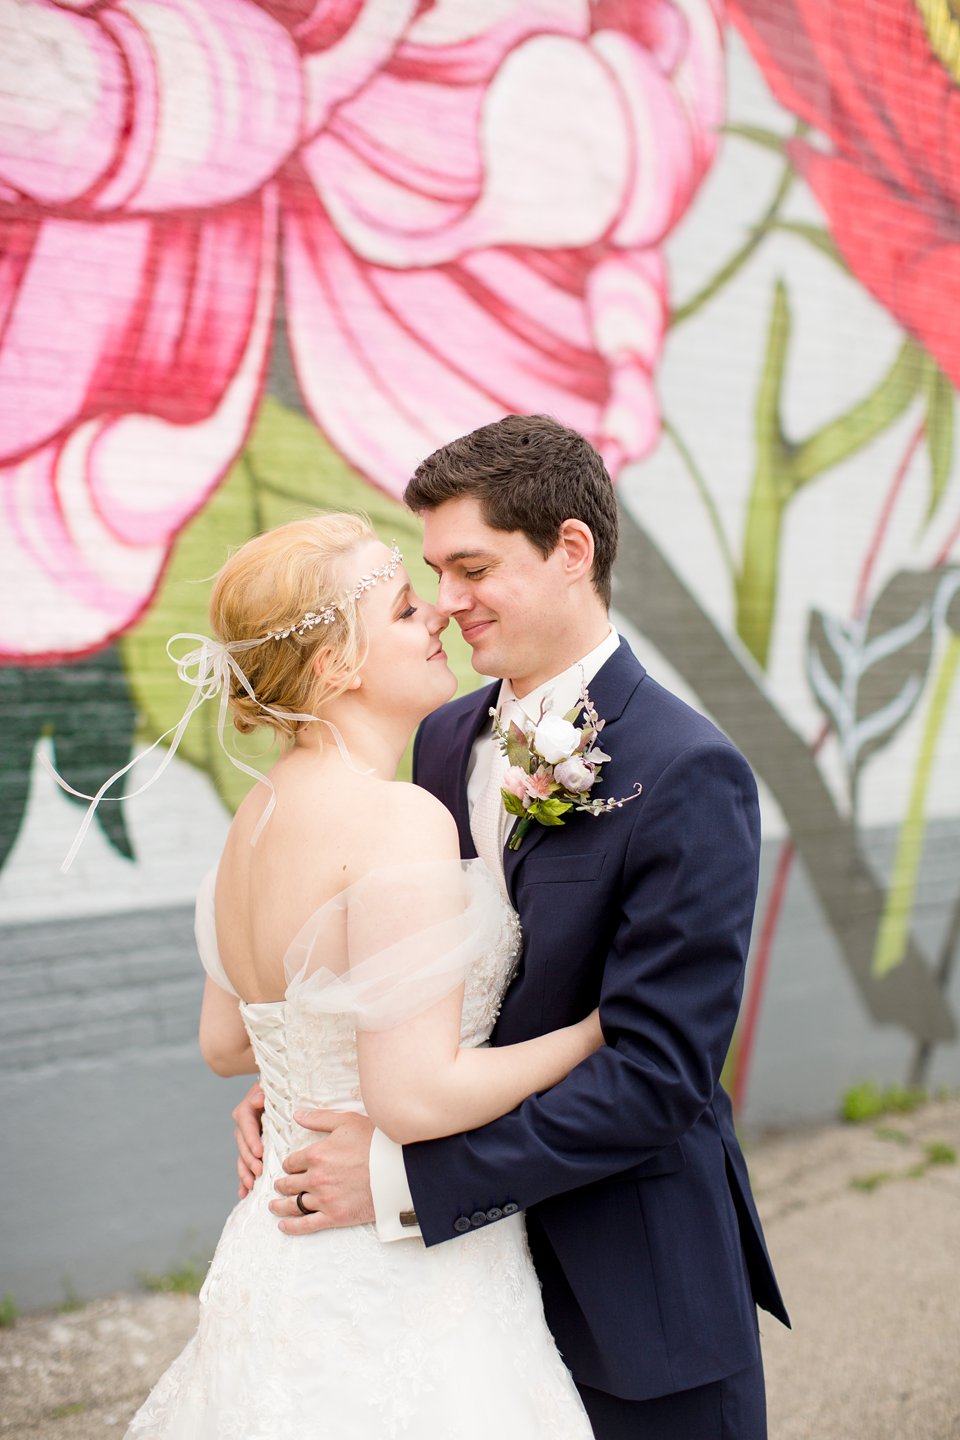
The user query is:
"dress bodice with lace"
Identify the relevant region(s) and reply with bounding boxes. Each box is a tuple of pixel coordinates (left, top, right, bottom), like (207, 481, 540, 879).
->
(219, 860, 524, 1162)
(125, 859, 592, 1440)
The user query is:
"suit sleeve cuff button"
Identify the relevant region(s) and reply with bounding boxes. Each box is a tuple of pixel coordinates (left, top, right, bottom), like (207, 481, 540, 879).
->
(453, 1216, 472, 1233)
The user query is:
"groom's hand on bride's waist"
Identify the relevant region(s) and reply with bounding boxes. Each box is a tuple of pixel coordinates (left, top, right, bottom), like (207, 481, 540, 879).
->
(269, 1109, 376, 1234)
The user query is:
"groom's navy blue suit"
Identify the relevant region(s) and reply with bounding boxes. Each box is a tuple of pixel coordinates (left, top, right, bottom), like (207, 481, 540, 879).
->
(408, 638, 789, 1433)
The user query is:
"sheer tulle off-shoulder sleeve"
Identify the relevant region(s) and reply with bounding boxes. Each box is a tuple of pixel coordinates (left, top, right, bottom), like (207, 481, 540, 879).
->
(284, 859, 502, 1031)
(194, 865, 240, 999)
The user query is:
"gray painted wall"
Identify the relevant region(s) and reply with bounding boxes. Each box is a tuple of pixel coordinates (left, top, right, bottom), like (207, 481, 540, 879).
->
(4, 823, 958, 1313)
(2, 906, 248, 1311)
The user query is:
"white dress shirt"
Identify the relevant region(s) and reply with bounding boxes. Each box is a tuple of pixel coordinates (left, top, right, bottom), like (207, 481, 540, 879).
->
(370, 626, 622, 1241)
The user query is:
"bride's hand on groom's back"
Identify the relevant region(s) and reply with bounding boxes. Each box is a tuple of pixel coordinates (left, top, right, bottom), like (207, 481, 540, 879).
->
(270, 1109, 376, 1234)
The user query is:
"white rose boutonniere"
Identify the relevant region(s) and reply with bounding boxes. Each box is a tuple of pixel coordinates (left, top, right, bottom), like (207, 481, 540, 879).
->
(533, 715, 580, 763)
(491, 682, 642, 851)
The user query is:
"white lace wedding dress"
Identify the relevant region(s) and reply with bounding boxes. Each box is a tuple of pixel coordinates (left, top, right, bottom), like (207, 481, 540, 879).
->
(126, 859, 592, 1439)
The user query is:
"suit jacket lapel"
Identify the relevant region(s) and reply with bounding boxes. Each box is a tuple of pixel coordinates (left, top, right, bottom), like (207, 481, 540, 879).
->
(446, 679, 500, 860)
(502, 637, 646, 901)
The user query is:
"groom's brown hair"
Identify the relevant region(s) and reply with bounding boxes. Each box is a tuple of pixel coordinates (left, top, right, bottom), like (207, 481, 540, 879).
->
(403, 414, 619, 608)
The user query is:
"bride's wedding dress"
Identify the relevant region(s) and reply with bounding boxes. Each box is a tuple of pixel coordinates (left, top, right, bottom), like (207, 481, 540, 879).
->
(126, 859, 592, 1439)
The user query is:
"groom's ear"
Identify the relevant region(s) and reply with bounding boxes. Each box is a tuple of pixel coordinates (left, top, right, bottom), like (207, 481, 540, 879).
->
(556, 519, 595, 587)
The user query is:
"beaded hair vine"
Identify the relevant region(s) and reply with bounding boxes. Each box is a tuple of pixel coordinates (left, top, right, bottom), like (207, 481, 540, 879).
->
(46, 541, 404, 869)
(265, 542, 403, 641)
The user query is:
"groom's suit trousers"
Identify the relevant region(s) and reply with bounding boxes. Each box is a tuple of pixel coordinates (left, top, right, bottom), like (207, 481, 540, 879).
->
(576, 1363, 766, 1440)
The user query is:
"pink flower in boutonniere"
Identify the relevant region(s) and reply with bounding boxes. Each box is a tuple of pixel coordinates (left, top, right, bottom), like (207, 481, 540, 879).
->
(490, 681, 642, 851)
(503, 765, 532, 803)
(553, 756, 597, 794)
(521, 766, 555, 802)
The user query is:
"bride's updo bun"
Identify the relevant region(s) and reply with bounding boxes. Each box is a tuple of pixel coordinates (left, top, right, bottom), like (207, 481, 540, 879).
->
(210, 512, 374, 741)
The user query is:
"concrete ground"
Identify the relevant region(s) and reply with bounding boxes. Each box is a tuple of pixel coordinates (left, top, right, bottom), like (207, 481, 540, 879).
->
(2, 1097, 958, 1439)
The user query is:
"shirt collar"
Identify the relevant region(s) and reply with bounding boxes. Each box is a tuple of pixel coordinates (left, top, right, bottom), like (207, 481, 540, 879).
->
(496, 626, 620, 728)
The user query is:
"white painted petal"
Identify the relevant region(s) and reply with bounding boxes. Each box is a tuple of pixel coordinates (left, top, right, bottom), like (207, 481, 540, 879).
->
(315, 35, 629, 265)
(0, 1, 126, 204)
(463, 35, 629, 249)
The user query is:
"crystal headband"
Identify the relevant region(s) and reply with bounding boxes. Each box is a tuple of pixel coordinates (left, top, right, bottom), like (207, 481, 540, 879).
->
(266, 542, 403, 641)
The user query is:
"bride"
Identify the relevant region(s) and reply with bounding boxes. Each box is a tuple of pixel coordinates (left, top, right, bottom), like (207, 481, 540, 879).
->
(121, 513, 599, 1438)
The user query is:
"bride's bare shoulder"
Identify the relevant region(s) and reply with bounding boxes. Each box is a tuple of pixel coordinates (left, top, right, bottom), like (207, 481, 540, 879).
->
(369, 780, 460, 860)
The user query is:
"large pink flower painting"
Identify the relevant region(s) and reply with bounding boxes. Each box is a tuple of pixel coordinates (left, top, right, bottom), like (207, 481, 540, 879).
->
(0, 0, 725, 661)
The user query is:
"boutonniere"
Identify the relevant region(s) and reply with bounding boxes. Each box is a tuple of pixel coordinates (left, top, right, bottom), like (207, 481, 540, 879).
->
(491, 683, 642, 851)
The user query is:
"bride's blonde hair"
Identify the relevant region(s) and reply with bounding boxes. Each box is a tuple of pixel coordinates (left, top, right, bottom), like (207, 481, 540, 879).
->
(210, 512, 375, 741)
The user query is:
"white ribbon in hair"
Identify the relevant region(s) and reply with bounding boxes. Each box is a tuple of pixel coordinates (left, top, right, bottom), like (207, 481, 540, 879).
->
(44, 633, 361, 873)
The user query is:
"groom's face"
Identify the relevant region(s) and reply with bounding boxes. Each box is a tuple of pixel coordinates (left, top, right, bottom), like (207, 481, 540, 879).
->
(421, 496, 574, 691)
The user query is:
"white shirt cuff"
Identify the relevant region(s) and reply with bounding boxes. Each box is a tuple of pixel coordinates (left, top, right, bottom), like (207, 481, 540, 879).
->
(369, 1128, 422, 1242)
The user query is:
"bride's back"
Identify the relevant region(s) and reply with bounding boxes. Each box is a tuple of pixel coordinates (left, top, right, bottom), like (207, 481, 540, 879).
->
(212, 753, 396, 1004)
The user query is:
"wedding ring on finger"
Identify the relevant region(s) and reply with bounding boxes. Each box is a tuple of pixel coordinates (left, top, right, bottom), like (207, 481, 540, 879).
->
(296, 1192, 316, 1216)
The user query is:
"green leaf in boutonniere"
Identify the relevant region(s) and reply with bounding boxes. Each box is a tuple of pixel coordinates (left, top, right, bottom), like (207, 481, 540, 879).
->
(501, 790, 528, 818)
(531, 797, 573, 824)
(505, 721, 531, 770)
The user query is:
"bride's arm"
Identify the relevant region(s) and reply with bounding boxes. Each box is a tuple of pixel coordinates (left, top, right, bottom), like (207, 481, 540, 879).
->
(199, 979, 257, 1077)
(354, 788, 603, 1145)
(358, 995, 602, 1145)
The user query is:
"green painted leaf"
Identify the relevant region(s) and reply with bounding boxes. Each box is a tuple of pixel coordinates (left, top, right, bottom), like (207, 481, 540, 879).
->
(923, 361, 955, 526)
(0, 667, 43, 873)
(805, 570, 960, 794)
(0, 648, 136, 873)
(121, 396, 482, 811)
(51, 646, 137, 860)
(766, 221, 849, 273)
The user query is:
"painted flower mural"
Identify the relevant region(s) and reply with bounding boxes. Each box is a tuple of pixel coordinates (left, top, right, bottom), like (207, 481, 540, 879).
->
(0, 0, 725, 661)
(730, 0, 960, 387)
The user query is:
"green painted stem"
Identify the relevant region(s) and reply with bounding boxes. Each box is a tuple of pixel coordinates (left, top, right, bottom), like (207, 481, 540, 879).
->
(671, 159, 795, 328)
(735, 464, 786, 668)
(736, 319, 924, 668)
(735, 280, 792, 667)
(662, 417, 737, 580)
(873, 632, 960, 977)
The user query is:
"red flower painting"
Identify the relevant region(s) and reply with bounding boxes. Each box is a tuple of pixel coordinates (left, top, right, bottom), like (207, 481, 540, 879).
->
(730, 0, 960, 385)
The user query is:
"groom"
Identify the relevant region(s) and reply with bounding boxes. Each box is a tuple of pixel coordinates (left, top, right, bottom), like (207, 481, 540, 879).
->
(236, 414, 789, 1437)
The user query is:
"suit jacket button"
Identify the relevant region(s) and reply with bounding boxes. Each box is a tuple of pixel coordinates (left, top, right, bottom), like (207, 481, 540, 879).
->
(486, 1207, 503, 1221)
(502, 1202, 519, 1216)
(454, 1216, 472, 1233)
(470, 1210, 488, 1227)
